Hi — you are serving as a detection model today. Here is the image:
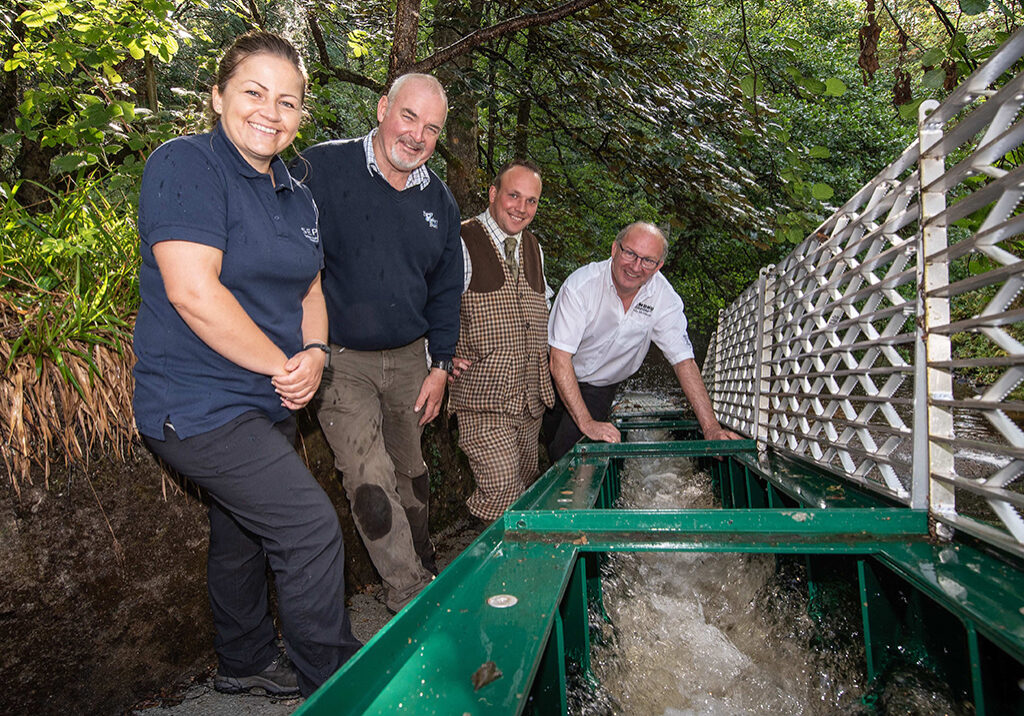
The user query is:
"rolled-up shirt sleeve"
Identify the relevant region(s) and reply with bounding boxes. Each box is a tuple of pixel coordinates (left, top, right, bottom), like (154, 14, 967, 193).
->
(652, 291, 695, 365)
(548, 277, 588, 355)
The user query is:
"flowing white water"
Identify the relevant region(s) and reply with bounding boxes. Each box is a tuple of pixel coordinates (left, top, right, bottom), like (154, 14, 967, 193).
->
(573, 394, 866, 715)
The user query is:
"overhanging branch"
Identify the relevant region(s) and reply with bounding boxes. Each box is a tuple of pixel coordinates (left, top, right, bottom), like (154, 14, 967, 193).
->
(411, 0, 608, 75)
(306, 11, 384, 94)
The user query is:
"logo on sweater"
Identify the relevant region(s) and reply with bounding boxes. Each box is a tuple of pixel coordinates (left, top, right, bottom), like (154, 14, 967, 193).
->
(423, 211, 438, 229)
(302, 227, 319, 244)
(634, 301, 654, 317)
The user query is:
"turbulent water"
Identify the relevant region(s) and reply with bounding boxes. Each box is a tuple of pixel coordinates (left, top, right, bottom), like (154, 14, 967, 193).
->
(573, 443, 865, 714)
(567, 391, 868, 715)
(566, 354, 977, 716)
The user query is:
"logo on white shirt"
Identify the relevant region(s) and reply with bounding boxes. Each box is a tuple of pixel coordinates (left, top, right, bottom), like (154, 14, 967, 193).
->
(634, 301, 654, 316)
(423, 211, 438, 229)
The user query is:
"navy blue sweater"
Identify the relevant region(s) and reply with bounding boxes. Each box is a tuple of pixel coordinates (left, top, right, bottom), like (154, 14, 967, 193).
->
(296, 138, 462, 360)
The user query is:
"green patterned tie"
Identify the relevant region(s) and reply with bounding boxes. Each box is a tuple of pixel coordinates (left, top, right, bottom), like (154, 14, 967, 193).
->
(503, 236, 519, 281)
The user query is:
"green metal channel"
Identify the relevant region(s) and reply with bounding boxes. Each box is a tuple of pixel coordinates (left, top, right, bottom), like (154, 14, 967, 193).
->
(504, 507, 926, 535)
(575, 438, 756, 458)
(297, 531, 579, 715)
(298, 414, 1024, 715)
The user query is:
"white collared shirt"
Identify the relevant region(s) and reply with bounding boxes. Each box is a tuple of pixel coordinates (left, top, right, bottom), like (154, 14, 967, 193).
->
(362, 130, 430, 191)
(548, 258, 694, 386)
(462, 211, 554, 305)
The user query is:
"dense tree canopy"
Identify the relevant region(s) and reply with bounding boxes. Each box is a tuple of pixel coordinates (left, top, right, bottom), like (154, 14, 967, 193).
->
(2, 0, 1022, 480)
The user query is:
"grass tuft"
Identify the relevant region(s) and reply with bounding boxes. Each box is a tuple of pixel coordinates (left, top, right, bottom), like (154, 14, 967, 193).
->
(1, 179, 139, 494)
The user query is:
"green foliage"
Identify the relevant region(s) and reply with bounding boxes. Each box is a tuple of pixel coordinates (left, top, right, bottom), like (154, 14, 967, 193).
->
(487, 3, 775, 269)
(2, 0, 193, 183)
(2, 0, 1020, 363)
(1, 179, 138, 390)
(873, 3, 1022, 120)
(960, 0, 992, 15)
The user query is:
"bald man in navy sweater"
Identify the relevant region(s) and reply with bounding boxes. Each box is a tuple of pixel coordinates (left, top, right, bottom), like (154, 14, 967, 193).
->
(296, 74, 462, 614)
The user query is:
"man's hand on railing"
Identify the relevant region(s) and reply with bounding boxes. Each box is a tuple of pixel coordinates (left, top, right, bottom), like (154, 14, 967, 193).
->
(703, 425, 743, 442)
(582, 419, 621, 445)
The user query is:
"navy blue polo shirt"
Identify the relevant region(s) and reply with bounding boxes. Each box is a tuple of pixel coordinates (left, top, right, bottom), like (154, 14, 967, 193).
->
(132, 124, 323, 440)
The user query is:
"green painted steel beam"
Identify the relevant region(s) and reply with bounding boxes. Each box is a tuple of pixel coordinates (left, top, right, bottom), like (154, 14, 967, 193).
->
(510, 459, 609, 513)
(503, 508, 928, 536)
(614, 419, 702, 431)
(611, 409, 691, 420)
(296, 533, 578, 715)
(554, 538, 903, 554)
(877, 541, 1024, 667)
(501, 508, 928, 553)
(574, 439, 757, 458)
(731, 451, 896, 509)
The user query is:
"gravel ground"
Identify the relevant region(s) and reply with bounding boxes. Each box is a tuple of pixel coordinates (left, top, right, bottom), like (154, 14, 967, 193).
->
(131, 520, 481, 716)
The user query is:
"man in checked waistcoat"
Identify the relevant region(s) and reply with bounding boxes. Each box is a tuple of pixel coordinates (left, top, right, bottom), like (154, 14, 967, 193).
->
(449, 160, 555, 524)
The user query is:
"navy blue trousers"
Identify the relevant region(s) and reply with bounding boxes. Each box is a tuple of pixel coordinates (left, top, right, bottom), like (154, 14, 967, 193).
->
(144, 410, 361, 696)
(542, 381, 620, 462)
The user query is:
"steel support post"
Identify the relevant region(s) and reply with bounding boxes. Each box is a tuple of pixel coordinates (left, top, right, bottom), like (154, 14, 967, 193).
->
(858, 558, 897, 682)
(560, 556, 591, 675)
(744, 463, 768, 508)
(609, 459, 621, 504)
(718, 459, 733, 507)
(533, 611, 568, 715)
(584, 552, 606, 623)
(965, 619, 986, 716)
(756, 265, 774, 449)
(914, 99, 956, 525)
(712, 307, 725, 412)
(729, 460, 748, 508)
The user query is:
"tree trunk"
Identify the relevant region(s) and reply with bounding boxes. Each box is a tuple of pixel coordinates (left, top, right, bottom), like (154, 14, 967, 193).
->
(0, 43, 18, 133)
(12, 137, 58, 210)
(514, 28, 539, 158)
(435, 0, 485, 212)
(144, 54, 159, 113)
(388, 0, 423, 84)
(485, 56, 497, 175)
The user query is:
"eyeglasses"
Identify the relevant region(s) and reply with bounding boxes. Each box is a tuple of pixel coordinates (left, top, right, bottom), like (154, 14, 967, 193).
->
(617, 243, 660, 270)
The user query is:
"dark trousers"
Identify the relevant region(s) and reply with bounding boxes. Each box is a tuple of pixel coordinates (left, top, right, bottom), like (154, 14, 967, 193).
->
(542, 381, 620, 462)
(144, 411, 361, 696)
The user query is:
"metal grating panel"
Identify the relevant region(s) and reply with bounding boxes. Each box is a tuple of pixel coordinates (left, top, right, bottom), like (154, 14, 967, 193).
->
(710, 27, 1024, 557)
(709, 278, 762, 437)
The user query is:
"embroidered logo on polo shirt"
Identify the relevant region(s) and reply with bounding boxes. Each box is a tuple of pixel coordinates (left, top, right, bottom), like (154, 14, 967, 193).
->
(423, 211, 439, 229)
(634, 301, 654, 317)
(302, 227, 319, 243)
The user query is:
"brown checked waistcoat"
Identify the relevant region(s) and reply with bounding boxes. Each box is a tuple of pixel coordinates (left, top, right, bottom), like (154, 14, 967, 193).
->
(451, 218, 555, 417)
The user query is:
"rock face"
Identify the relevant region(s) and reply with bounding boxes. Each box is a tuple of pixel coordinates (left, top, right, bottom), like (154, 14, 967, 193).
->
(0, 409, 473, 715)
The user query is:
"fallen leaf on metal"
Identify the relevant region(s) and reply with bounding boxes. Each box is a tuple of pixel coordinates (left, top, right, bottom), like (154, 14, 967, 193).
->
(472, 660, 503, 691)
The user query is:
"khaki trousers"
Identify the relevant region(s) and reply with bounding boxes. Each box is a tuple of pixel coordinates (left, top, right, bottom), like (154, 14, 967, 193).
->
(316, 339, 434, 612)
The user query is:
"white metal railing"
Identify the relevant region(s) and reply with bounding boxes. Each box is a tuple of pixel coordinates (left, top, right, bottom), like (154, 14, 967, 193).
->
(706, 27, 1024, 559)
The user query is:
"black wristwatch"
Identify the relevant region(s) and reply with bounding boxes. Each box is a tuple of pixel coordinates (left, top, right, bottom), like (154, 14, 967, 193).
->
(430, 359, 453, 374)
(304, 342, 331, 368)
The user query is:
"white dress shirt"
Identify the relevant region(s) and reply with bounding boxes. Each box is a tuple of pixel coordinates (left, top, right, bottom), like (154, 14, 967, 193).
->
(548, 258, 694, 386)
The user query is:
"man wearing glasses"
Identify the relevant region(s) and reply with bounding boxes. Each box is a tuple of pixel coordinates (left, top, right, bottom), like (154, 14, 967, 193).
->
(543, 222, 740, 461)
